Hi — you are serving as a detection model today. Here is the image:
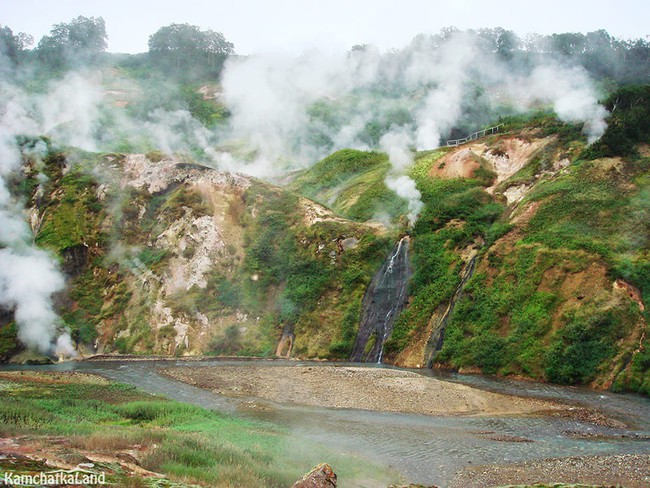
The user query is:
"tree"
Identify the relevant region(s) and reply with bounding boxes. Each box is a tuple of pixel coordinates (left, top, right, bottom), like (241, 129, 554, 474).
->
(0, 25, 33, 66)
(494, 28, 520, 57)
(204, 30, 235, 61)
(585, 29, 613, 53)
(474, 28, 520, 57)
(148, 23, 234, 73)
(550, 32, 586, 56)
(37, 16, 107, 68)
(581, 30, 616, 79)
(523, 33, 551, 53)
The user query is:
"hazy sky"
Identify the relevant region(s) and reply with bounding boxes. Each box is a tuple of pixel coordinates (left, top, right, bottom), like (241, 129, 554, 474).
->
(2, 0, 648, 54)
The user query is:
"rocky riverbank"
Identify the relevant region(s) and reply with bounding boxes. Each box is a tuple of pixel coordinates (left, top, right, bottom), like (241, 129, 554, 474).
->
(449, 453, 650, 488)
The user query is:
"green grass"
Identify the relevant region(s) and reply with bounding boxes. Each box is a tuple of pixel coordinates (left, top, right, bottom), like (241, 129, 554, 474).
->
(289, 149, 408, 222)
(521, 157, 650, 306)
(383, 151, 505, 359)
(35, 164, 104, 252)
(395, 123, 649, 393)
(290, 149, 388, 194)
(436, 244, 625, 380)
(0, 373, 393, 487)
(0, 323, 20, 361)
(499, 110, 585, 142)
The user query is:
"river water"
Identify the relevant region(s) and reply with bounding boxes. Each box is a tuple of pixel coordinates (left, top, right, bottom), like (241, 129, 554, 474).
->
(2, 359, 649, 487)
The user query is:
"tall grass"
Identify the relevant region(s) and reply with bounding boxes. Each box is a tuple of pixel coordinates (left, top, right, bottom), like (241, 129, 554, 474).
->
(0, 374, 394, 486)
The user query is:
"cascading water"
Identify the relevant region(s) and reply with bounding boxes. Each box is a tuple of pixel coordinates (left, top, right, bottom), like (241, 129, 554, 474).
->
(351, 236, 411, 363)
(425, 253, 478, 367)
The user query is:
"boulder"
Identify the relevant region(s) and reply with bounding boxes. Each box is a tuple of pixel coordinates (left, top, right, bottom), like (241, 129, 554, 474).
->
(292, 463, 337, 488)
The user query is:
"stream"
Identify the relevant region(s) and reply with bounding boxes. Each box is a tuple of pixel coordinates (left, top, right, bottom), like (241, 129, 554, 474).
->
(2, 359, 649, 487)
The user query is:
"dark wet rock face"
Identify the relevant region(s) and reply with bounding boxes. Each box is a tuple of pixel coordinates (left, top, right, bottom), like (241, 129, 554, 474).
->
(351, 236, 411, 363)
(60, 243, 89, 278)
(292, 463, 337, 488)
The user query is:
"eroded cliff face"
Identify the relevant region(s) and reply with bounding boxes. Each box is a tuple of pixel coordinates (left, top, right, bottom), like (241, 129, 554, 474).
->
(109, 155, 252, 355)
(351, 236, 411, 363)
(4, 150, 389, 360)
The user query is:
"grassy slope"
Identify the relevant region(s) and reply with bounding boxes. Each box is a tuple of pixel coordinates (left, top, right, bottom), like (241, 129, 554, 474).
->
(288, 148, 408, 223)
(0, 372, 387, 487)
(286, 94, 650, 394)
(384, 150, 501, 359)
(430, 106, 650, 394)
(236, 180, 392, 358)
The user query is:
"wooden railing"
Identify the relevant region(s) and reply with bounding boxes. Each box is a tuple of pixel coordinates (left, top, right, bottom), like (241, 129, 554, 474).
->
(446, 123, 504, 147)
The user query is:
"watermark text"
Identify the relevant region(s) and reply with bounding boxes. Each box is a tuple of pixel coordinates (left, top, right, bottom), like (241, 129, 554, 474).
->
(4, 469, 106, 486)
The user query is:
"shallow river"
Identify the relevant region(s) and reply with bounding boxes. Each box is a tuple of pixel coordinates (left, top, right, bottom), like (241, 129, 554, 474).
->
(2, 359, 649, 486)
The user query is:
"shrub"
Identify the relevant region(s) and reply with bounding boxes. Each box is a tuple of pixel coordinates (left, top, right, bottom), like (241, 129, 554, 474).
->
(545, 312, 619, 384)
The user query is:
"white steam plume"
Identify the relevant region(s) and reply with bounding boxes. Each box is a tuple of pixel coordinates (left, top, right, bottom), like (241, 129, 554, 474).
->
(216, 31, 608, 224)
(220, 50, 355, 175)
(0, 73, 104, 357)
(0, 250, 65, 353)
(379, 129, 423, 226)
(516, 64, 609, 143)
(408, 32, 477, 149)
(0, 31, 611, 252)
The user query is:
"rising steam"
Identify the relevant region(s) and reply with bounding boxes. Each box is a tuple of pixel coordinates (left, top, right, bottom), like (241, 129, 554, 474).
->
(217, 31, 608, 219)
(0, 74, 102, 357)
(519, 64, 609, 143)
(379, 129, 422, 226)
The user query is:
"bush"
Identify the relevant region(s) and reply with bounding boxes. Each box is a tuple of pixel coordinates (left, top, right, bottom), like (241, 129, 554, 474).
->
(0, 322, 20, 360)
(582, 84, 650, 159)
(209, 325, 242, 355)
(545, 312, 619, 384)
(471, 334, 507, 374)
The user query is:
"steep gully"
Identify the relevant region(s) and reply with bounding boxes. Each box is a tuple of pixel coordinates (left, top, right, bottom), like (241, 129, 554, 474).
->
(276, 235, 415, 362)
(425, 251, 478, 367)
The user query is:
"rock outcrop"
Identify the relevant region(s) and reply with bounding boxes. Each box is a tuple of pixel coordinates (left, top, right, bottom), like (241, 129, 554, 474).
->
(292, 463, 337, 488)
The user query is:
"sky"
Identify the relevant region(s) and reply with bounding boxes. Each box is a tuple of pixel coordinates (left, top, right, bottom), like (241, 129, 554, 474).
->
(1, 0, 649, 55)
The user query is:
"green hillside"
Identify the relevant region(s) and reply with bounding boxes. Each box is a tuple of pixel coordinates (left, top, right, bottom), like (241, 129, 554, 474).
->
(1, 85, 649, 396)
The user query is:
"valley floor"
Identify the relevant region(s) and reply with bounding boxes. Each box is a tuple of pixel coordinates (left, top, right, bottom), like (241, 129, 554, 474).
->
(161, 364, 650, 486)
(1, 367, 649, 487)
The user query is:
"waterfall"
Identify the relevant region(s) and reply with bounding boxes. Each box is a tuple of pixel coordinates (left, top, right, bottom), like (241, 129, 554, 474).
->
(425, 253, 478, 367)
(351, 236, 412, 363)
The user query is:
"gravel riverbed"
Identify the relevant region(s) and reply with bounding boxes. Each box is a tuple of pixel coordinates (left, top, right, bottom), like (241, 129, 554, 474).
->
(160, 364, 566, 417)
(449, 453, 650, 488)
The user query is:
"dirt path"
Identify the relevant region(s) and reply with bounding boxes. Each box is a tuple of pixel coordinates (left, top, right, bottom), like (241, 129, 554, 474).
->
(161, 364, 565, 417)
